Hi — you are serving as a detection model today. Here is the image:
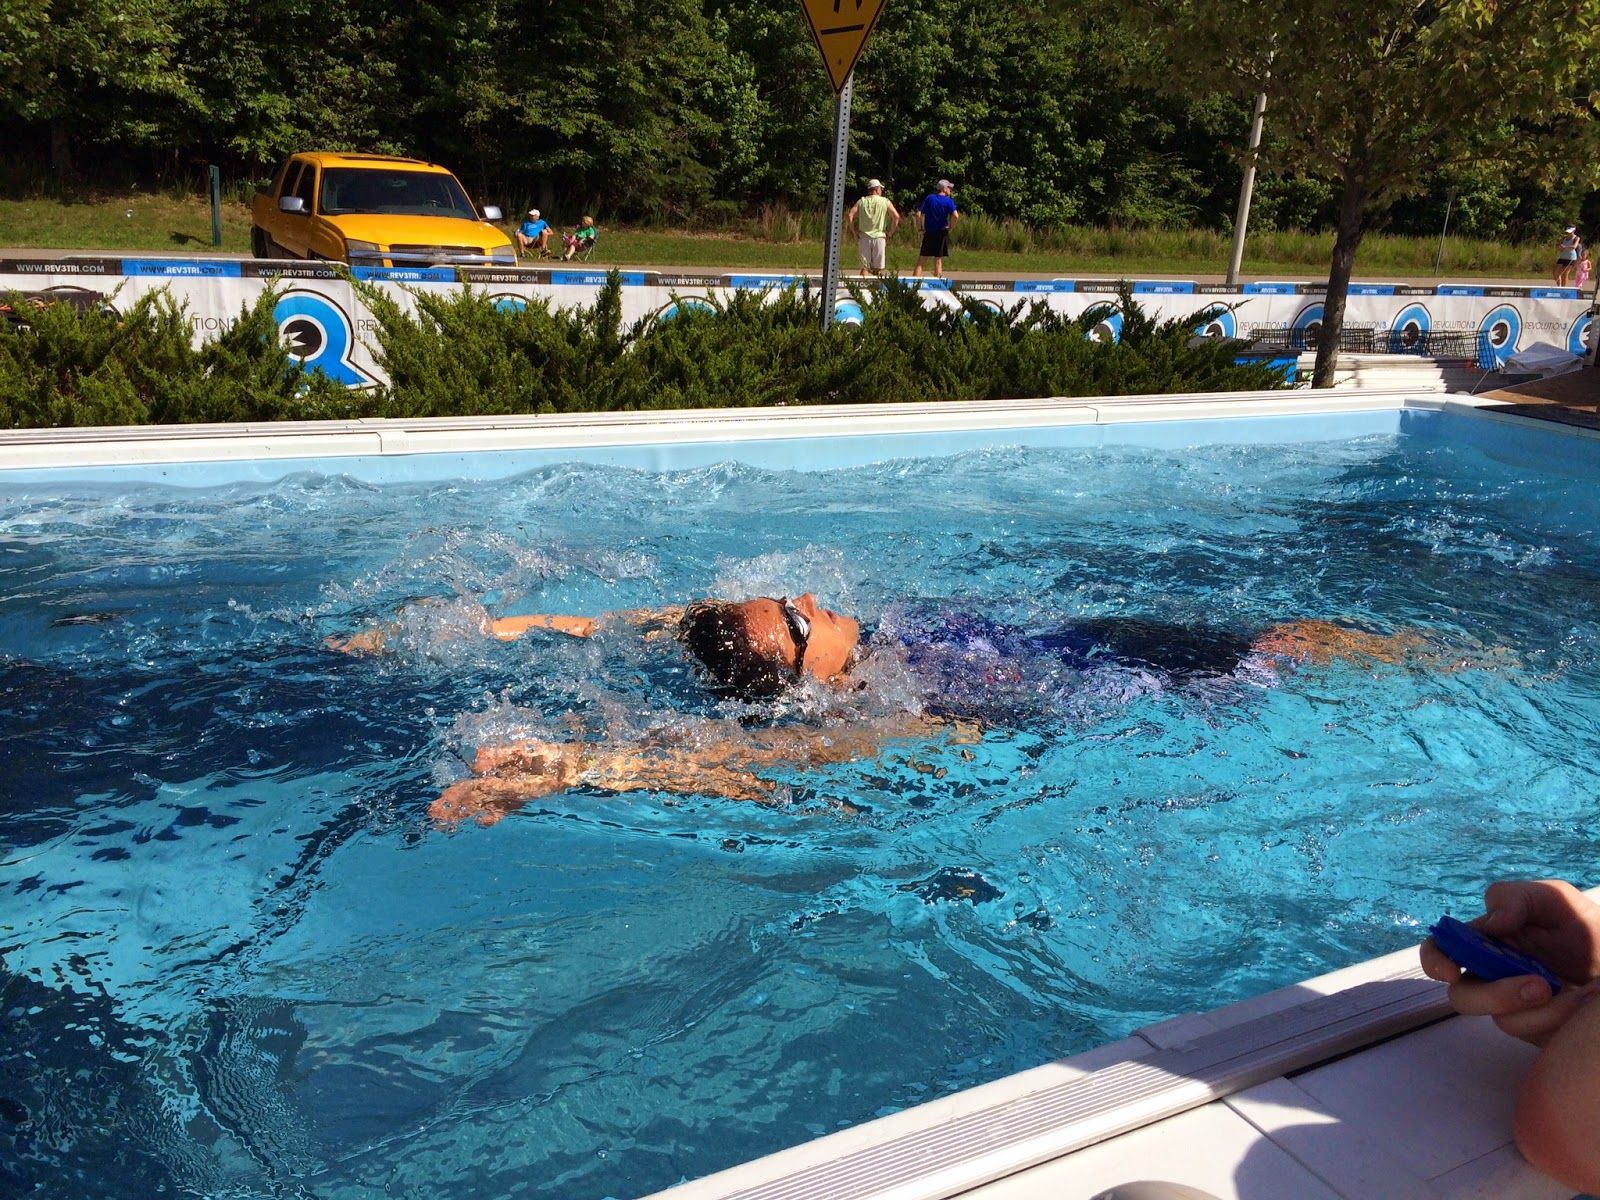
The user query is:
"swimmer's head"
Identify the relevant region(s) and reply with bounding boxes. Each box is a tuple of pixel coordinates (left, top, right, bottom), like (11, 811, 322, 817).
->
(679, 595, 861, 699)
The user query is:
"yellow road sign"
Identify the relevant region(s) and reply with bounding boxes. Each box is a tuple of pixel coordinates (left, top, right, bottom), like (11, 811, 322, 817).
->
(799, 0, 887, 95)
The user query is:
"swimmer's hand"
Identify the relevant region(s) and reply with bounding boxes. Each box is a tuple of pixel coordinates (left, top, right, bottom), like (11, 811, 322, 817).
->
(431, 741, 589, 827)
(1421, 879, 1600, 1046)
(326, 628, 389, 655)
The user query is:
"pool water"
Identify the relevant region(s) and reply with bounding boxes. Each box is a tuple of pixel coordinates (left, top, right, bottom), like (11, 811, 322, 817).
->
(5, 421, 1600, 1199)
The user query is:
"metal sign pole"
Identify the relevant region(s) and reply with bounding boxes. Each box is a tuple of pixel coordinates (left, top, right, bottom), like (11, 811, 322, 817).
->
(821, 71, 854, 330)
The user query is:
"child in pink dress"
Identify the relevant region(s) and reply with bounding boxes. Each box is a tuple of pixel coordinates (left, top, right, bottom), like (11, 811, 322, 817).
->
(1576, 253, 1592, 291)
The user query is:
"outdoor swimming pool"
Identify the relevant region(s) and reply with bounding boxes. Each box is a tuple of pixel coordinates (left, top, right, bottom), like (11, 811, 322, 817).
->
(4, 403, 1599, 1199)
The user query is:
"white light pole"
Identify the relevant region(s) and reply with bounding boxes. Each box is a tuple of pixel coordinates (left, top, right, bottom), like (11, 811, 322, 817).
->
(1226, 87, 1269, 289)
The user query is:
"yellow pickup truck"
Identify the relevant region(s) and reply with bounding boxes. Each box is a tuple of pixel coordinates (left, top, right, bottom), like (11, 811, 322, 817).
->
(251, 152, 516, 267)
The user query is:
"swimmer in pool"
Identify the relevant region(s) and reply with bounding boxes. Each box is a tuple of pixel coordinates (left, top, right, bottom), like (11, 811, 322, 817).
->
(333, 594, 1458, 826)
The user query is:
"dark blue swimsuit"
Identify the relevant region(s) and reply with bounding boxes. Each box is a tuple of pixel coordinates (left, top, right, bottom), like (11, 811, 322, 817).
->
(876, 607, 1256, 722)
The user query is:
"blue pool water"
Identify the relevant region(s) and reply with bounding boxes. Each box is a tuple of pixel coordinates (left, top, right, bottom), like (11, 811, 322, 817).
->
(4, 412, 1600, 1199)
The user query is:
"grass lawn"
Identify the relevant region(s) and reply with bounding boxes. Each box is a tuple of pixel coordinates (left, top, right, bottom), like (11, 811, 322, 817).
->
(0, 192, 1553, 283)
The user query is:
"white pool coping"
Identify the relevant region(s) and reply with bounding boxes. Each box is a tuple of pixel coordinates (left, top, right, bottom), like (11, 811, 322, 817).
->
(0, 387, 1495, 472)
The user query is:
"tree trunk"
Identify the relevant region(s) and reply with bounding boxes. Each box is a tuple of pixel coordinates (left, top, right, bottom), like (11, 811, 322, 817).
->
(49, 122, 73, 178)
(1312, 171, 1369, 388)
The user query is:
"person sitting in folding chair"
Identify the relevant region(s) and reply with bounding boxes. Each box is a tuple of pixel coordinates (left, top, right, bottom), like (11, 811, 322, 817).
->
(515, 209, 552, 259)
(562, 215, 598, 261)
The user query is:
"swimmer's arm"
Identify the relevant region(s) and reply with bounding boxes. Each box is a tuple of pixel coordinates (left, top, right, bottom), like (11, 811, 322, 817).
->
(486, 606, 686, 642)
(431, 742, 779, 826)
(330, 604, 687, 652)
(437, 714, 979, 827)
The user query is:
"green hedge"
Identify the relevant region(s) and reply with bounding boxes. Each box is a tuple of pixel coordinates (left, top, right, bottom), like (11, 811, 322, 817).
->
(363, 276, 1290, 416)
(0, 277, 1289, 429)
(0, 287, 360, 428)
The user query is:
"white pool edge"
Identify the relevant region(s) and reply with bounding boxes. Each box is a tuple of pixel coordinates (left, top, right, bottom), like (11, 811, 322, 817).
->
(0, 387, 1499, 472)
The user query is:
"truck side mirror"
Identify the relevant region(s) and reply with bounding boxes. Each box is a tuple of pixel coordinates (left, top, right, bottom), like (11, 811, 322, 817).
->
(278, 196, 306, 215)
(481, 205, 503, 221)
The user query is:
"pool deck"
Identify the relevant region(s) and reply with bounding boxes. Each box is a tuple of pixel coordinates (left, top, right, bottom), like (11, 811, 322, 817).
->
(1477, 366, 1600, 433)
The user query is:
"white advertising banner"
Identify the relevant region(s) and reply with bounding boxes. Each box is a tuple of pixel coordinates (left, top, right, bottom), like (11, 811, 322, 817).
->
(2, 256, 1591, 390)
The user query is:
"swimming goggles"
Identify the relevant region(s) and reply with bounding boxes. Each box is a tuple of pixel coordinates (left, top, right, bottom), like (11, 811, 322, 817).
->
(778, 597, 812, 675)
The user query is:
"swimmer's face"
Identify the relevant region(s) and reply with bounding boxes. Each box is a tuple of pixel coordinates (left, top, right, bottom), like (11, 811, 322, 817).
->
(735, 594, 860, 684)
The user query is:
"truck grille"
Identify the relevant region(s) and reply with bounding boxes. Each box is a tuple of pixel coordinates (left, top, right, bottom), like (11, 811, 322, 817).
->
(346, 244, 517, 268)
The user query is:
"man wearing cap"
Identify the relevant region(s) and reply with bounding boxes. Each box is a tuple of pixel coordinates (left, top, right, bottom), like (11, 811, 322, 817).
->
(847, 179, 901, 276)
(913, 179, 960, 278)
(1555, 224, 1582, 287)
(516, 209, 551, 259)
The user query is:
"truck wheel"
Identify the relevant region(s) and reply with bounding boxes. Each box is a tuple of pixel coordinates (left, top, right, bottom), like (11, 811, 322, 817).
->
(251, 227, 273, 259)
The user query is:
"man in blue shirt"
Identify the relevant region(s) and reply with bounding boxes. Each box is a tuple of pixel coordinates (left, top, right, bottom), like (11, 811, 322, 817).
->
(913, 179, 960, 278)
(516, 208, 551, 259)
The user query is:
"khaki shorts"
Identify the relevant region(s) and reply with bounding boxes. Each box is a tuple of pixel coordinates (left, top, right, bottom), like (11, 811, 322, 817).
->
(858, 235, 886, 271)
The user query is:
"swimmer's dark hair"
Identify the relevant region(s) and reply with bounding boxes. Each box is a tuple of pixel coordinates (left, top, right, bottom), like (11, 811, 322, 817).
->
(678, 601, 789, 700)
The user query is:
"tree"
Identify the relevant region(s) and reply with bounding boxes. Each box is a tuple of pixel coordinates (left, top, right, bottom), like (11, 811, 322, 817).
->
(0, 0, 197, 175)
(1133, 0, 1600, 386)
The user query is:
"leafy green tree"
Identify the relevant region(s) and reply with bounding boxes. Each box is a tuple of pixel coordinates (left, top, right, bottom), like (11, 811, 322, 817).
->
(0, 0, 198, 174)
(1132, 0, 1600, 386)
(173, 0, 407, 168)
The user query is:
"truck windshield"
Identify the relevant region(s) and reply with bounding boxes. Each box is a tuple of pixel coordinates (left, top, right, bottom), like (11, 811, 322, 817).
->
(318, 168, 478, 219)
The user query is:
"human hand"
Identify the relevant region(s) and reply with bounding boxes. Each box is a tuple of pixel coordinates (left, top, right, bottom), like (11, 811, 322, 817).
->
(325, 628, 387, 655)
(431, 741, 588, 828)
(1421, 879, 1600, 1046)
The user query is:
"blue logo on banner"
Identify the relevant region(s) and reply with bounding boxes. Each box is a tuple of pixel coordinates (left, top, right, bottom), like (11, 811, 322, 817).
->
(490, 294, 528, 314)
(1569, 314, 1593, 357)
(273, 291, 368, 386)
(1133, 280, 1196, 294)
(1194, 307, 1238, 339)
(1437, 284, 1485, 297)
(1478, 304, 1521, 367)
(1388, 303, 1432, 353)
(1350, 283, 1396, 296)
(1012, 280, 1074, 293)
(833, 300, 866, 326)
(656, 297, 715, 323)
(1532, 287, 1580, 300)
(1242, 282, 1296, 295)
(1087, 311, 1123, 344)
(728, 274, 797, 289)
(1292, 302, 1325, 350)
(120, 259, 243, 278)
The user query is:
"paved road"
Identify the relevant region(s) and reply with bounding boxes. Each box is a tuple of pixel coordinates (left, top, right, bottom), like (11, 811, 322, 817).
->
(0, 245, 1550, 290)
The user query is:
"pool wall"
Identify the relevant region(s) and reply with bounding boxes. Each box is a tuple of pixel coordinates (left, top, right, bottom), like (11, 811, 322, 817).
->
(3, 257, 1591, 389)
(0, 389, 1532, 489)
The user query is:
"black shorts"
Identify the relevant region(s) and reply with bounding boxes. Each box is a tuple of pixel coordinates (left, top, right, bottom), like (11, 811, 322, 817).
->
(919, 229, 950, 258)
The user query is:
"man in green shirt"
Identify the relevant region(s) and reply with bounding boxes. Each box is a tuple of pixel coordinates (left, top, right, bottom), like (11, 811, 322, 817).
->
(846, 179, 901, 275)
